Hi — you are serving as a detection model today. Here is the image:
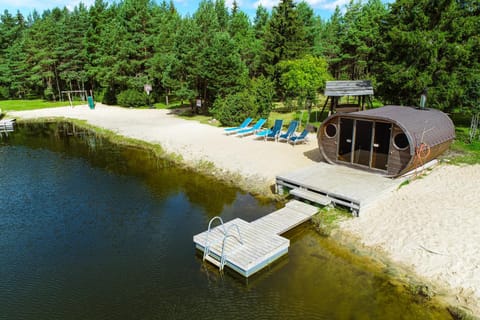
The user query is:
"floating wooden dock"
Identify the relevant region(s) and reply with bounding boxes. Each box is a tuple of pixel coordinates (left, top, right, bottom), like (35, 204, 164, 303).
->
(193, 200, 318, 277)
(276, 162, 402, 216)
(0, 119, 15, 136)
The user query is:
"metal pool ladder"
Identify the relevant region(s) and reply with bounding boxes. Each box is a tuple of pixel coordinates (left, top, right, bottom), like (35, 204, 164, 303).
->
(202, 216, 244, 271)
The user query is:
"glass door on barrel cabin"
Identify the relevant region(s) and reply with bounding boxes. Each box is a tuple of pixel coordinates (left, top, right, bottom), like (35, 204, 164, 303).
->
(337, 118, 391, 171)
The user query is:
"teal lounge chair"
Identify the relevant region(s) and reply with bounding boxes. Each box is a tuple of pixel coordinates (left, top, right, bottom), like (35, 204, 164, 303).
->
(266, 119, 284, 142)
(255, 128, 270, 139)
(224, 117, 253, 135)
(236, 118, 267, 137)
(278, 120, 298, 142)
(255, 119, 283, 141)
(288, 129, 309, 145)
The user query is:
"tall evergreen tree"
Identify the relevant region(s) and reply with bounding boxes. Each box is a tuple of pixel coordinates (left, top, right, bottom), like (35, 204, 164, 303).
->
(147, 0, 180, 104)
(296, 1, 316, 52)
(376, 0, 479, 110)
(23, 8, 69, 100)
(85, 0, 112, 96)
(253, 5, 269, 39)
(0, 10, 27, 98)
(228, 8, 263, 77)
(338, 0, 387, 80)
(214, 0, 229, 31)
(173, 16, 201, 104)
(262, 0, 306, 80)
(314, 7, 343, 78)
(57, 4, 90, 94)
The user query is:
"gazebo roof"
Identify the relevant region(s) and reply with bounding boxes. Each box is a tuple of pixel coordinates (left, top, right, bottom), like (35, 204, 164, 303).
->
(324, 80, 374, 97)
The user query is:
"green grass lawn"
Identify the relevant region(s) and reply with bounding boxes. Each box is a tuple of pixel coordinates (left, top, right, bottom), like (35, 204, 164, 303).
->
(1, 99, 83, 111)
(448, 126, 480, 164)
(152, 100, 186, 110)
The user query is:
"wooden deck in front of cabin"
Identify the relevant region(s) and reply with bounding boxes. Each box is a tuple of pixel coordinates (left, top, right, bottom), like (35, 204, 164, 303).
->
(276, 162, 402, 215)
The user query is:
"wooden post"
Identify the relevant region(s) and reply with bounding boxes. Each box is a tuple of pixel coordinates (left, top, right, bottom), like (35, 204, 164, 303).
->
(330, 96, 336, 115)
(320, 97, 330, 120)
(68, 92, 73, 108)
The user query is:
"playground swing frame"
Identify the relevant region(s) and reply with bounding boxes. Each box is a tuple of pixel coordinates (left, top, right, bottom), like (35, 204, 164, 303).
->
(61, 90, 91, 108)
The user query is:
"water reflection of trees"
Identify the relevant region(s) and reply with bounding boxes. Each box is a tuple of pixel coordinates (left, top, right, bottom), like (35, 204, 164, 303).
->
(9, 121, 238, 217)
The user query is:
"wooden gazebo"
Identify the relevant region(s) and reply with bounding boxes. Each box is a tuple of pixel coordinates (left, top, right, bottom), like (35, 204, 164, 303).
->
(321, 80, 374, 115)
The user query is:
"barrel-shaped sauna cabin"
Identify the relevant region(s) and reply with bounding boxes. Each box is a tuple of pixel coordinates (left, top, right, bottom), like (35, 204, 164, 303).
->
(318, 105, 455, 177)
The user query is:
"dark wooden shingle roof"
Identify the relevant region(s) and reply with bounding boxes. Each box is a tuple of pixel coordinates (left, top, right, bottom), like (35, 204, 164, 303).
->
(324, 80, 374, 97)
(350, 105, 455, 149)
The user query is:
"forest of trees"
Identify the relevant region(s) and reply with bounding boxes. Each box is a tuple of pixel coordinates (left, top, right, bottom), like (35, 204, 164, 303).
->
(0, 0, 479, 118)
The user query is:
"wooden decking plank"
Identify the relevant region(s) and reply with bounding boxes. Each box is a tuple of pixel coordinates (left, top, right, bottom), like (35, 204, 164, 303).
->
(199, 226, 287, 265)
(277, 163, 400, 215)
(290, 188, 332, 206)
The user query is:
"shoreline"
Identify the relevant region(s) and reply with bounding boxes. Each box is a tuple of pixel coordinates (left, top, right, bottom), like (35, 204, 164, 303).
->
(8, 104, 480, 317)
(9, 104, 319, 195)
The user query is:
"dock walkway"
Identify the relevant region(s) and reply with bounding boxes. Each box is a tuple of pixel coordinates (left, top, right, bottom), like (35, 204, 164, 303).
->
(193, 200, 318, 277)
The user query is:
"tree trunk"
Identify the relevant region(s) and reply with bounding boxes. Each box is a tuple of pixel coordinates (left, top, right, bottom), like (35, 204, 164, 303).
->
(54, 65, 61, 101)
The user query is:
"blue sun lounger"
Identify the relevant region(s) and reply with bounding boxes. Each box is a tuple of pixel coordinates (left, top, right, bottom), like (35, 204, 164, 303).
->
(255, 128, 269, 139)
(224, 117, 253, 135)
(255, 119, 283, 141)
(236, 118, 267, 137)
(288, 129, 309, 145)
(278, 120, 298, 142)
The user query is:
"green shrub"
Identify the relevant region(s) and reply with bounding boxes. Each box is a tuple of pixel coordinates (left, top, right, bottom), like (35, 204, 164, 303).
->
(211, 91, 256, 126)
(116, 89, 147, 108)
(43, 87, 54, 101)
(251, 76, 275, 118)
(102, 86, 117, 105)
(211, 77, 275, 126)
(0, 86, 9, 99)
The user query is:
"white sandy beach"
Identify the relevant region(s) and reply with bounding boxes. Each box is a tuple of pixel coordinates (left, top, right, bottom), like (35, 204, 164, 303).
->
(8, 104, 480, 314)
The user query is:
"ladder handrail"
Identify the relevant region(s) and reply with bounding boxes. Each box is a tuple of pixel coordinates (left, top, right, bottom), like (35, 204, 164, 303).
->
(225, 224, 243, 245)
(219, 224, 244, 271)
(203, 216, 227, 261)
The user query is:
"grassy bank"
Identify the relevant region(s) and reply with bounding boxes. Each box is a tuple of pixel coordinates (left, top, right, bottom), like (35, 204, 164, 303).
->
(449, 126, 480, 164)
(17, 117, 276, 198)
(1, 99, 84, 111)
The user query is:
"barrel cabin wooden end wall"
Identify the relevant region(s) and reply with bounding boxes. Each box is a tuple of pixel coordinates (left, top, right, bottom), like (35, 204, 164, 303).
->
(318, 105, 455, 177)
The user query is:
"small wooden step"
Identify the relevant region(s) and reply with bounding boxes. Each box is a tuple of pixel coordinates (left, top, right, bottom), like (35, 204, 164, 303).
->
(0, 119, 15, 133)
(290, 188, 332, 206)
(204, 254, 221, 268)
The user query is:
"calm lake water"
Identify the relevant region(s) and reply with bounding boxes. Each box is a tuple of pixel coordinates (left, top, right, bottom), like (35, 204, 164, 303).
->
(0, 122, 452, 319)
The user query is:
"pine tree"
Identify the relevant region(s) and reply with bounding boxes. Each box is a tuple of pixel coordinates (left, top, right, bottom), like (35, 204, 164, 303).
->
(0, 10, 27, 98)
(228, 8, 263, 77)
(147, 0, 181, 105)
(85, 0, 112, 96)
(214, 0, 229, 31)
(23, 8, 69, 100)
(296, 1, 316, 53)
(57, 4, 90, 94)
(376, 0, 480, 110)
(314, 7, 343, 78)
(262, 0, 306, 79)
